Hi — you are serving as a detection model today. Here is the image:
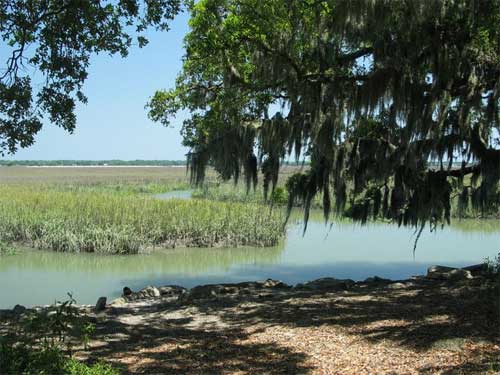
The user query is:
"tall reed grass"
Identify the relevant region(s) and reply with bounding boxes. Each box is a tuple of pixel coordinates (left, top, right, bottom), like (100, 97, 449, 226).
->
(0, 185, 284, 254)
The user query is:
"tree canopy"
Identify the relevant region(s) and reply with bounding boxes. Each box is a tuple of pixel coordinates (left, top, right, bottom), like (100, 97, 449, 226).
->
(149, 0, 500, 229)
(0, 0, 182, 155)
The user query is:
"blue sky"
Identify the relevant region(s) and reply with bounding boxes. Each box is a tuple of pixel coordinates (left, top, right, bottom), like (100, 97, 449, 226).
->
(6, 11, 191, 161)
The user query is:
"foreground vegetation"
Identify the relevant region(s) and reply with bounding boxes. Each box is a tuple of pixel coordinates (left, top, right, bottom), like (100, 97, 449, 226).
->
(0, 295, 119, 375)
(0, 185, 283, 254)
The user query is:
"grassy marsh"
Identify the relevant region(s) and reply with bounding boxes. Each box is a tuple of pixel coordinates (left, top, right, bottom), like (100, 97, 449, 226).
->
(0, 183, 284, 254)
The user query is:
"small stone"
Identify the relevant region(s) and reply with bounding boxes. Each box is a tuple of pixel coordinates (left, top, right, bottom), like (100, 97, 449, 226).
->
(462, 263, 489, 276)
(123, 287, 132, 296)
(427, 265, 473, 281)
(410, 275, 425, 281)
(109, 297, 127, 306)
(364, 276, 391, 284)
(13, 304, 26, 314)
(427, 265, 457, 279)
(186, 283, 244, 300)
(142, 286, 161, 298)
(95, 297, 107, 311)
(387, 282, 408, 290)
(159, 285, 187, 296)
(447, 268, 473, 281)
(177, 292, 192, 304)
(262, 279, 290, 289)
(295, 277, 355, 291)
(189, 285, 220, 300)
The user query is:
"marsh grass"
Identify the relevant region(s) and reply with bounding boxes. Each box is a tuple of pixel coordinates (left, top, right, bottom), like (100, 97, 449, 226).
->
(0, 240, 15, 256)
(53, 180, 190, 195)
(193, 183, 323, 208)
(193, 180, 499, 222)
(0, 185, 284, 254)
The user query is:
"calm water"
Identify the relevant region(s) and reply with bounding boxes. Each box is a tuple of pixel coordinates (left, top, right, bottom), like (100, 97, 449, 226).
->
(153, 190, 192, 200)
(1, 216, 499, 308)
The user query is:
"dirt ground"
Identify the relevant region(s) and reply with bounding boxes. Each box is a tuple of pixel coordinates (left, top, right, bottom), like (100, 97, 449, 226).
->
(69, 277, 500, 375)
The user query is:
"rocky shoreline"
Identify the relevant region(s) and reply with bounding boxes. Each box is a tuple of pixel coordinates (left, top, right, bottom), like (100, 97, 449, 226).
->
(4, 263, 492, 315)
(97, 263, 488, 309)
(2, 263, 498, 374)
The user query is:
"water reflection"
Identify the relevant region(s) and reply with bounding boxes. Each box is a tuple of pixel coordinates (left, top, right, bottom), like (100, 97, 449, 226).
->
(0, 216, 499, 308)
(0, 246, 283, 274)
(153, 190, 192, 200)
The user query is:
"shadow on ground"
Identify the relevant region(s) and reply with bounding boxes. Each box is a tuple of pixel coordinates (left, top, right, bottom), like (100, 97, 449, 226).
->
(216, 281, 499, 349)
(36, 279, 500, 374)
(85, 308, 311, 374)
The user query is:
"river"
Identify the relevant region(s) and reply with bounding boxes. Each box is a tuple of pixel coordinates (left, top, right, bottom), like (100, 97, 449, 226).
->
(1, 205, 499, 308)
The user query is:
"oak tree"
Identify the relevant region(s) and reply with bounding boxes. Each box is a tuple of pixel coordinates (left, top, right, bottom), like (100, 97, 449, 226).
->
(149, 0, 500, 230)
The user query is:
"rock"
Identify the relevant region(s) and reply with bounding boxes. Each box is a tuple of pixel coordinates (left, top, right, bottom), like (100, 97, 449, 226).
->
(427, 265, 456, 277)
(427, 265, 473, 281)
(12, 304, 26, 314)
(295, 277, 355, 291)
(462, 263, 489, 276)
(387, 282, 409, 290)
(233, 280, 287, 290)
(185, 285, 217, 300)
(142, 286, 161, 298)
(125, 286, 161, 301)
(109, 297, 127, 306)
(179, 280, 290, 303)
(235, 281, 261, 289)
(447, 268, 473, 281)
(95, 297, 107, 311)
(364, 276, 392, 284)
(410, 275, 426, 281)
(177, 291, 192, 304)
(180, 280, 285, 303)
(123, 287, 132, 296)
(261, 279, 290, 289)
(427, 265, 456, 279)
(188, 284, 238, 300)
(159, 285, 187, 297)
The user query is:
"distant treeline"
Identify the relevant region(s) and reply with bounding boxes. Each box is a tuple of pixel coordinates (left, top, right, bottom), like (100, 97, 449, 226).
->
(0, 160, 186, 166)
(0, 160, 308, 167)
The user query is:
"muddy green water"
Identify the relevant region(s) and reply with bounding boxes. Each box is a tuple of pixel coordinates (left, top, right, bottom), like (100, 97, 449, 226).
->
(1, 216, 499, 308)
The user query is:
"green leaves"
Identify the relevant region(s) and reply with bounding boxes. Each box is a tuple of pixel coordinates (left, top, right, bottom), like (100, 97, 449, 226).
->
(147, 89, 183, 126)
(150, 0, 500, 230)
(0, 0, 183, 155)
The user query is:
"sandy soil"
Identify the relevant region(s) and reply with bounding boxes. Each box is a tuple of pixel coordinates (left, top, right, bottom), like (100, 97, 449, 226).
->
(69, 277, 500, 375)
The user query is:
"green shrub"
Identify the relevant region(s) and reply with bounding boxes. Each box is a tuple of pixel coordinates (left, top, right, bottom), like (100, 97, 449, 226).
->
(270, 187, 288, 205)
(0, 240, 15, 255)
(0, 295, 118, 375)
(0, 340, 67, 375)
(485, 252, 500, 275)
(64, 360, 119, 375)
(0, 344, 119, 375)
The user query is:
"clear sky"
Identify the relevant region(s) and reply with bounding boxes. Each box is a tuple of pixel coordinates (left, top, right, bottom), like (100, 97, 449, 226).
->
(5, 11, 191, 161)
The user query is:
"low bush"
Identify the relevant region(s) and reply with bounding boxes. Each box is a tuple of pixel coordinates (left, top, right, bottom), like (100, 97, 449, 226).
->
(0, 240, 15, 255)
(0, 295, 119, 375)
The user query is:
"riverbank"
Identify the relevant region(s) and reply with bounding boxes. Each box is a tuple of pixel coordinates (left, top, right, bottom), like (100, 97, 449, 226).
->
(2, 266, 498, 374)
